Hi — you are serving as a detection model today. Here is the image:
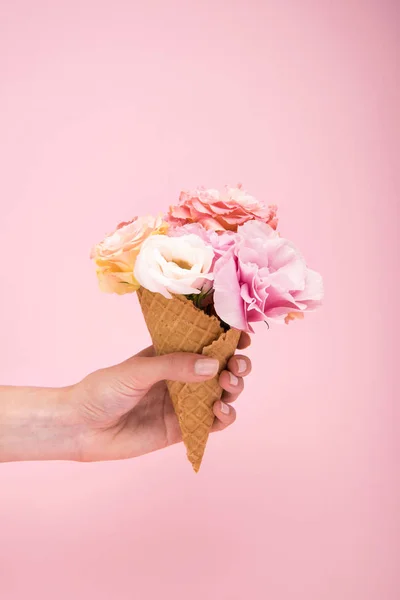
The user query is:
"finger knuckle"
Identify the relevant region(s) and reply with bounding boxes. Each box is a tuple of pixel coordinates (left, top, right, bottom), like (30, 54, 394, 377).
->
(165, 353, 189, 377)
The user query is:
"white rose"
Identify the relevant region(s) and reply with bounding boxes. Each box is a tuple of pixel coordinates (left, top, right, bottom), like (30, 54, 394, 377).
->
(134, 234, 214, 299)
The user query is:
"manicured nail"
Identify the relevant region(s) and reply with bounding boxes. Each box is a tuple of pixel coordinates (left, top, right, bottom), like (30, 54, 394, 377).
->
(220, 401, 230, 415)
(194, 358, 219, 376)
(237, 358, 247, 374)
(229, 372, 239, 386)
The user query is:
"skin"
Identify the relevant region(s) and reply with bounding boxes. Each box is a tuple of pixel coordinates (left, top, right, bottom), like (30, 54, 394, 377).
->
(0, 333, 251, 464)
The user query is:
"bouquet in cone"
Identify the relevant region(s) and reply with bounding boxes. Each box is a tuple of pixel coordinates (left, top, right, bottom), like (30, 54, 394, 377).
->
(91, 184, 323, 471)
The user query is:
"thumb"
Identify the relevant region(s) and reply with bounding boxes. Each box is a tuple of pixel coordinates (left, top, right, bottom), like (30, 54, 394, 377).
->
(118, 352, 220, 390)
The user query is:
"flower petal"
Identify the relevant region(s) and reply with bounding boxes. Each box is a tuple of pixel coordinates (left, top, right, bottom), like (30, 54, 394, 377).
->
(214, 254, 248, 331)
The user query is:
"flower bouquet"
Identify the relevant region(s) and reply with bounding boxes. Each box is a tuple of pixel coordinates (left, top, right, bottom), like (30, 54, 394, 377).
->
(91, 185, 323, 471)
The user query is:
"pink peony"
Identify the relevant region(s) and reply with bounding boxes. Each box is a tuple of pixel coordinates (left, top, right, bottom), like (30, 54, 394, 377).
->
(213, 221, 323, 331)
(167, 184, 278, 232)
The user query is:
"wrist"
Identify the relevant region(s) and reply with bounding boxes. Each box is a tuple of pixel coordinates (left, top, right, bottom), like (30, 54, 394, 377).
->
(0, 385, 83, 463)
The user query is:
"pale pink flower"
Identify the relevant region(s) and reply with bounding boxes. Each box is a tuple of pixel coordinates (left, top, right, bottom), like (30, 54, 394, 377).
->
(168, 222, 235, 257)
(213, 221, 323, 331)
(167, 184, 278, 232)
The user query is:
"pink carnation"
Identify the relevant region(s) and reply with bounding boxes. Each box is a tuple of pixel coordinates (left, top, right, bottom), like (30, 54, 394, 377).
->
(168, 222, 235, 258)
(167, 184, 278, 232)
(213, 221, 323, 331)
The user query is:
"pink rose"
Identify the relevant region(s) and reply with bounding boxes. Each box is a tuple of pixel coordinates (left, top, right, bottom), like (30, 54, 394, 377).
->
(91, 215, 166, 294)
(213, 221, 323, 331)
(167, 184, 278, 232)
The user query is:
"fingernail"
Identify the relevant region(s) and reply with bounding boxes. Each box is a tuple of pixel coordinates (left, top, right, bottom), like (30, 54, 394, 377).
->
(220, 401, 230, 415)
(229, 372, 239, 386)
(237, 359, 247, 374)
(194, 358, 219, 376)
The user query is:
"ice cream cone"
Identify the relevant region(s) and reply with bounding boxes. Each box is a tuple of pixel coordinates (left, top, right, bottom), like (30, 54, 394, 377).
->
(137, 287, 241, 472)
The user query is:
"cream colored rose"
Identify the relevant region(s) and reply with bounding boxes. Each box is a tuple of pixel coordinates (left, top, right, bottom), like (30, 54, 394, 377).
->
(134, 234, 214, 299)
(91, 215, 166, 295)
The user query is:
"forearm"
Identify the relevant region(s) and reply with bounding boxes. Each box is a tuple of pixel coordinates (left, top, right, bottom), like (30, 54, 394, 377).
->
(0, 386, 81, 462)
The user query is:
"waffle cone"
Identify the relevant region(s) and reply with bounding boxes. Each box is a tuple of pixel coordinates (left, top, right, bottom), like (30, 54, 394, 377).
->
(137, 287, 241, 472)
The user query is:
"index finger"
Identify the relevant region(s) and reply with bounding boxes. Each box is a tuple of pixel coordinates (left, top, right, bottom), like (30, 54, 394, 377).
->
(134, 345, 155, 358)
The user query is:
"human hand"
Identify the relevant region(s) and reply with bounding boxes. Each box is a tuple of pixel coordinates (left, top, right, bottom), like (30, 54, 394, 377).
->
(71, 333, 252, 462)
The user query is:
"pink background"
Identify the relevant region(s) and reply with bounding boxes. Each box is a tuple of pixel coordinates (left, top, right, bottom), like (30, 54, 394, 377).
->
(0, 1, 398, 598)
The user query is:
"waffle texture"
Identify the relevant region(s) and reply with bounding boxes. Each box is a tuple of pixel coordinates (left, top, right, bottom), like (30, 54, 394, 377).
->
(137, 287, 241, 471)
